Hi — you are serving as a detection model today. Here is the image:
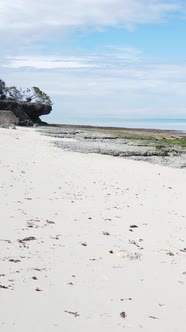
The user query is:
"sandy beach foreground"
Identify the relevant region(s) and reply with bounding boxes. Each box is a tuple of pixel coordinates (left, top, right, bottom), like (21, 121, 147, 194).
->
(1, 126, 186, 332)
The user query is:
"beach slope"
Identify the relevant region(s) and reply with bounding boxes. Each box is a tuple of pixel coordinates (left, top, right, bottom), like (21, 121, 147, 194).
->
(0, 127, 186, 332)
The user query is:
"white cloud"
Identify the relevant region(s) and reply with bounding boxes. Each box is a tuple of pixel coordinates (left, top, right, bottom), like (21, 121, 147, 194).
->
(4, 50, 186, 87)
(3, 48, 142, 69)
(0, 0, 183, 31)
(3, 49, 186, 109)
(4, 55, 99, 69)
(3, 61, 186, 121)
(0, 0, 185, 122)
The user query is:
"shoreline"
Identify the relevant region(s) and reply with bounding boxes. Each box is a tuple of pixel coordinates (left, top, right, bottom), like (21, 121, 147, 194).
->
(46, 122, 186, 136)
(39, 124, 186, 169)
(0, 126, 186, 331)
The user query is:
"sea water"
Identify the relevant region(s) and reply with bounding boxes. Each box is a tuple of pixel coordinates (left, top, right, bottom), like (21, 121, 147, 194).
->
(99, 118, 186, 131)
(60, 118, 186, 131)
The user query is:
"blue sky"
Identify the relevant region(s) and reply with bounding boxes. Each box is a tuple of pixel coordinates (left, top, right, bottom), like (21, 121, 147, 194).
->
(0, 0, 186, 124)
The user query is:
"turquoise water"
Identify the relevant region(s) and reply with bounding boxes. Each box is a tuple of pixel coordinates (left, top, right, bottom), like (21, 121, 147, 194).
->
(60, 118, 186, 131)
(99, 118, 186, 130)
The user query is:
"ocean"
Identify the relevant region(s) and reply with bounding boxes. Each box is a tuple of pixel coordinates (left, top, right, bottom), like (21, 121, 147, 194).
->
(101, 118, 186, 131)
(60, 118, 186, 131)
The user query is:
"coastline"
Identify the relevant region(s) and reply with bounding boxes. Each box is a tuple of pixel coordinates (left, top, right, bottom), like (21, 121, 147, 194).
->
(39, 124, 186, 169)
(0, 126, 186, 331)
(46, 122, 186, 135)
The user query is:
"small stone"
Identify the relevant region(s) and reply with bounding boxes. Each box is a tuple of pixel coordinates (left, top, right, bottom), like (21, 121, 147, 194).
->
(9, 259, 21, 263)
(149, 316, 158, 319)
(35, 287, 42, 292)
(0, 285, 8, 289)
(102, 232, 110, 236)
(120, 312, 126, 319)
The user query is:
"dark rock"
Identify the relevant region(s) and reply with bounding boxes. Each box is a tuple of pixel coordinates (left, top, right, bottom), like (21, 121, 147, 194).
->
(120, 312, 127, 319)
(35, 287, 42, 291)
(0, 285, 9, 289)
(0, 100, 52, 126)
(81, 242, 87, 246)
(9, 259, 21, 263)
(102, 231, 110, 236)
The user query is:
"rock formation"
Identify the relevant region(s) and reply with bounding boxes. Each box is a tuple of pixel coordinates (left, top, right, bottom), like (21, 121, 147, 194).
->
(0, 100, 52, 126)
(0, 110, 19, 126)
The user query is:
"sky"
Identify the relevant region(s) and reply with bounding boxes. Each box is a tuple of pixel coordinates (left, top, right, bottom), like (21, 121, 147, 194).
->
(0, 0, 186, 125)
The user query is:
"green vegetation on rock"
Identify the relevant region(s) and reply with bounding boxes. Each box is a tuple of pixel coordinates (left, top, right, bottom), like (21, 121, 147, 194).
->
(0, 79, 52, 106)
(158, 138, 186, 148)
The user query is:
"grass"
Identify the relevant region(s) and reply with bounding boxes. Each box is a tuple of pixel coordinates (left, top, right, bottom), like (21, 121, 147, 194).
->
(155, 145, 165, 151)
(159, 138, 186, 148)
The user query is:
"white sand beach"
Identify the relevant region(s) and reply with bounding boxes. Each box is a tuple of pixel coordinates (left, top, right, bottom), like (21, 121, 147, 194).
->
(0, 126, 186, 332)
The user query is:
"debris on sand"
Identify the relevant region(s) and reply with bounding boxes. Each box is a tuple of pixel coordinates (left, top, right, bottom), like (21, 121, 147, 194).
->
(18, 236, 36, 243)
(18, 237, 36, 247)
(0, 285, 9, 289)
(35, 287, 42, 292)
(64, 310, 80, 317)
(9, 259, 21, 263)
(120, 312, 127, 319)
